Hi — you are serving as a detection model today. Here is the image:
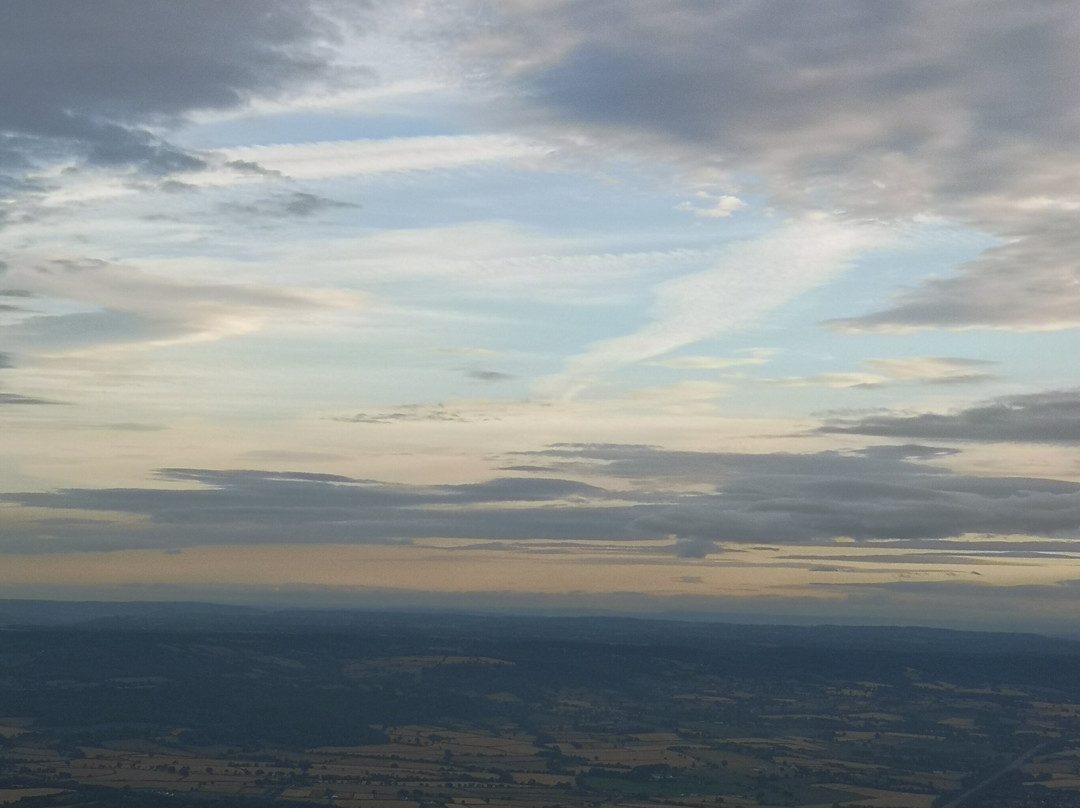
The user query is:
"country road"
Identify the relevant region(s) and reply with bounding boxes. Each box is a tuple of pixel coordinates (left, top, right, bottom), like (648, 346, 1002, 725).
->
(937, 743, 1047, 808)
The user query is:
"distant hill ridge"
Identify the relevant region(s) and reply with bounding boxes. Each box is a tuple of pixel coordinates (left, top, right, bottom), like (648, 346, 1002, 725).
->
(0, 599, 260, 626)
(1, 599, 1077, 658)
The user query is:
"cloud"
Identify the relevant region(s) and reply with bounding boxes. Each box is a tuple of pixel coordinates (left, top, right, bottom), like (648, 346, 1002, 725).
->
(654, 358, 744, 371)
(0, 353, 13, 369)
(0, 0, 363, 177)
(671, 537, 721, 559)
(216, 135, 550, 182)
(1, 256, 365, 354)
(224, 159, 284, 179)
(23, 135, 543, 214)
(332, 403, 497, 424)
(220, 191, 358, 220)
(267, 222, 712, 305)
(862, 356, 997, 384)
(759, 356, 997, 389)
(539, 217, 885, 397)
(0, 391, 63, 406)
(826, 215, 1080, 331)
(676, 192, 745, 219)
(786, 550, 1069, 565)
(508, 442, 961, 483)
(0, 468, 643, 553)
(457, 1, 1080, 331)
(760, 372, 887, 390)
(647, 351, 773, 370)
(629, 380, 728, 405)
(820, 388, 1080, 444)
(510, 443, 1080, 544)
(17, 135, 551, 216)
(465, 369, 515, 382)
(6, 442, 1080, 553)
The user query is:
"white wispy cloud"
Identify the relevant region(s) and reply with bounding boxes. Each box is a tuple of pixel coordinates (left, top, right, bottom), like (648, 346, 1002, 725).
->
(239, 222, 719, 304)
(758, 356, 998, 390)
(760, 373, 887, 390)
(647, 351, 774, 370)
(217, 135, 551, 181)
(0, 255, 365, 356)
(538, 217, 888, 398)
(676, 192, 746, 219)
(863, 356, 997, 384)
(25, 135, 551, 210)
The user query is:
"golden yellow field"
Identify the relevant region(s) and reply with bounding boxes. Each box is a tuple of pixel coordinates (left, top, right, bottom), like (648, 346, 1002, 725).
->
(0, 789, 67, 804)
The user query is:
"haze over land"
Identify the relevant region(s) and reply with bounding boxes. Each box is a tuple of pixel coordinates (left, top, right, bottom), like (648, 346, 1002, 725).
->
(3, 2, 1080, 631)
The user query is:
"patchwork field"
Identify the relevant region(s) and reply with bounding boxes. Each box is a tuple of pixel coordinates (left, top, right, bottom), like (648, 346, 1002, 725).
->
(0, 618, 1079, 808)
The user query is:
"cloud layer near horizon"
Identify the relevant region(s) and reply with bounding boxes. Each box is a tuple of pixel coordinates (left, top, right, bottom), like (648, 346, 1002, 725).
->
(821, 389, 1080, 443)
(4, 443, 1080, 556)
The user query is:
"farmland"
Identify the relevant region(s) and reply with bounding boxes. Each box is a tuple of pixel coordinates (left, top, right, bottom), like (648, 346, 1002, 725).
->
(0, 611, 1078, 808)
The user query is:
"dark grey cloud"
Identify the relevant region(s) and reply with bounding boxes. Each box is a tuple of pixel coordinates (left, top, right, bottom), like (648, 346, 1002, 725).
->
(820, 389, 1080, 443)
(0, 468, 633, 552)
(788, 550, 1062, 564)
(225, 160, 284, 179)
(827, 215, 1080, 331)
(482, 0, 1079, 202)
(333, 411, 462, 424)
(466, 1, 1080, 330)
(806, 538, 1080, 556)
(516, 3, 922, 159)
(282, 192, 359, 217)
(0, 391, 62, 406)
(5, 442, 1080, 553)
(671, 537, 721, 559)
(0, 353, 13, 369)
(465, 369, 515, 382)
(222, 191, 359, 220)
(333, 404, 500, 424)
(507, 442, 959, 483)
(159, 468, 360, 486)
(0, 0, 366, 175)
(511, 443, 1080, 545)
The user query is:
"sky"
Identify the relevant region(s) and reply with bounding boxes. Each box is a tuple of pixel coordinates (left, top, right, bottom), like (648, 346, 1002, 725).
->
(2, 0, 1080, 632)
